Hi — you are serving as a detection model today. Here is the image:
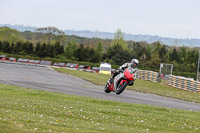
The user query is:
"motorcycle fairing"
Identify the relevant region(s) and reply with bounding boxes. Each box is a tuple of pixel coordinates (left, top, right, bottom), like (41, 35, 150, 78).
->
(124, 68, 135, 81)
(114, 73, 124, 92)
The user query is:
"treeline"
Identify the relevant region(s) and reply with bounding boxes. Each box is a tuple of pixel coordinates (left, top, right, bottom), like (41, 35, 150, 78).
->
(0, 27, 199, 79)
(1, 39, 198, 75)
(66, 40, 199, 76)
(0, 41, 64, 58)
(128, 42, 199, 74)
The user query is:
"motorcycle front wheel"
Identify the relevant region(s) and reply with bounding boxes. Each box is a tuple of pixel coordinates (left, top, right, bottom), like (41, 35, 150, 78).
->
(116, 80, 128, 95)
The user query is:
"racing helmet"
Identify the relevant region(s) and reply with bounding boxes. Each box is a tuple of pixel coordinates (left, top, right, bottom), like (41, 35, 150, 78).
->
(131, 59, 139, 68)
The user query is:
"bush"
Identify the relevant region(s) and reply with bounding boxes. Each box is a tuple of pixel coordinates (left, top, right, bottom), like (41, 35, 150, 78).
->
(173, 71, 197, 80)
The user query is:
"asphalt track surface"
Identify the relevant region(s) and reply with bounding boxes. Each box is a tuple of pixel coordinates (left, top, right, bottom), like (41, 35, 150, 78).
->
(0, 63, 200, 111)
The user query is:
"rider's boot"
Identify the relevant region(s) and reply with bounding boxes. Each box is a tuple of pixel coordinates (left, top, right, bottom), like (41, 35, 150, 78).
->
(107, 76, 113, 84)
(107, 70, 119, 86)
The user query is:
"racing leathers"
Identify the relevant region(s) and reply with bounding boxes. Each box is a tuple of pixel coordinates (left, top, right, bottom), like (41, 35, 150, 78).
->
(107, 63, 137, 86)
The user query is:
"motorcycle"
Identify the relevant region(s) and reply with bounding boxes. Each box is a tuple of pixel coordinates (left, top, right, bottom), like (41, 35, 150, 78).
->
(104, 67, 136, 95)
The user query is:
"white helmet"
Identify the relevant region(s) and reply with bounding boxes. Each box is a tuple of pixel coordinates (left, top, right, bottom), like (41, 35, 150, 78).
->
(131, 59, 139, 68)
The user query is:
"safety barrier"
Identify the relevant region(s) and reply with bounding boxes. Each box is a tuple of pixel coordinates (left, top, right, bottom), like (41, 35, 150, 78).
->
(168, 75, 200, 93)
(0, 60, 43, 67)
(137, 70, 159, 82)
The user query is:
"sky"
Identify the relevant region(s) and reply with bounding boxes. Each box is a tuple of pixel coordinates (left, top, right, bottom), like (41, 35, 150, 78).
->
(0, 0, 200, 39)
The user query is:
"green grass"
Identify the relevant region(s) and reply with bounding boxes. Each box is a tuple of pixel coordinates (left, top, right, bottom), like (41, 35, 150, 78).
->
(54, 68, 200, 103)
(1, 83, 200, 133)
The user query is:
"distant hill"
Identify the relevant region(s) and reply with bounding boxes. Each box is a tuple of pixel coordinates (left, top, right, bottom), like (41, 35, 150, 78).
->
(0, 24, 199, 47)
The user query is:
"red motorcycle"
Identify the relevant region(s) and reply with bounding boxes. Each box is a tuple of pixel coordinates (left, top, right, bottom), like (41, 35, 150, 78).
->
(104, 67, 135, 95)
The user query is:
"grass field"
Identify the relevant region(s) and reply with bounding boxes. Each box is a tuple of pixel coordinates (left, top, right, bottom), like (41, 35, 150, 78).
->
(54, 68, 200, 103)
(1, 83, 200, 133)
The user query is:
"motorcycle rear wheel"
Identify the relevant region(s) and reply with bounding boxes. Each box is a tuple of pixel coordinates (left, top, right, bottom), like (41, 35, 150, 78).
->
(116, 80, 128, 95)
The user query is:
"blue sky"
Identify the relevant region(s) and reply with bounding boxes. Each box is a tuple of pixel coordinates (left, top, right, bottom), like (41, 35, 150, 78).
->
(0, 0, 200, 38)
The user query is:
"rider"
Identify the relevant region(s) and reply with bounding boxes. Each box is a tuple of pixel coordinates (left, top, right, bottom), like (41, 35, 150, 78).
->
(107, 59, 139, 87)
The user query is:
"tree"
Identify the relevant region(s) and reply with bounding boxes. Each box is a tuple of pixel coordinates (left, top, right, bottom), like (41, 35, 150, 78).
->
(26, 41, 34, 54)
(0, 41, 2, 51)
(139, 47, 147, 68)
(170, 48, 179, 62)
(75, 44, 93, 62)
(46, 44, 55, 58)
(186, 49, 198, 65)
(131, 42, 143, 59)
(36, 26, 65, 35)
(150, 52, 161, 69)
(106, 44, 130, 65)
(179, 46, 187, 64)
(95, 42, 103, 62)
(14, 41, 23, 54)
(2, 41, 11, 53)
(55, 34, 67, 46)
(0, 27, 25, 43)
(75, 44, 84, 61)
(158, 45, 167, 62)
(145, 45, 151, 61)
(10, 42, 15, 53)
(59, 44, 64, 55)
(54, 42, 64, 55)
(154, 41, 162, 52)
(40, 43, 47, 57)
(111, 28, 127, 49)
(82, 46, 90, 61)
(89, 47, 96, 62)
(36, 26, 65, 44)
(64, 40, 78, 59)
(35, 42, 41, 57)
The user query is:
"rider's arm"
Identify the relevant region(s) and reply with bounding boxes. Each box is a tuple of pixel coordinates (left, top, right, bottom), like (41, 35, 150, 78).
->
(119, 63, 128, 70)
(129, 70, 137, 86)
(133, 68, 137, 81)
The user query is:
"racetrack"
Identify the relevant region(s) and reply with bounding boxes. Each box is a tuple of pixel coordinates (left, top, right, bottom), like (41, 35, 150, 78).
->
(0, 63, 200, 111)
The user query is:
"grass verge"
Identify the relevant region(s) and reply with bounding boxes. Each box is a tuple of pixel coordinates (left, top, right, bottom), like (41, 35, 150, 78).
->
(54, 68, 200, 103)
(1, 83, 200, 133)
